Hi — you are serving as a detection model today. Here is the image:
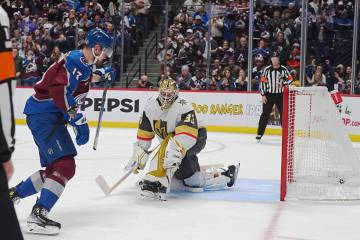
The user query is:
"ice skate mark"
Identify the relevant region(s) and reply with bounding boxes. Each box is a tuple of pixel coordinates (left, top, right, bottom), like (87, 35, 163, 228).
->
(201, 139, 226, 154)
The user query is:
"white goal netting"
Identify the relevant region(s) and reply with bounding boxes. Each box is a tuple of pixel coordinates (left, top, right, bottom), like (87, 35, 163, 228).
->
(281, 86, 360, 200)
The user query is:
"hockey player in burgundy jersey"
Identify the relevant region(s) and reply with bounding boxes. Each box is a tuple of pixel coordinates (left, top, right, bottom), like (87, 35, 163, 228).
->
(9, 28, 115, 235)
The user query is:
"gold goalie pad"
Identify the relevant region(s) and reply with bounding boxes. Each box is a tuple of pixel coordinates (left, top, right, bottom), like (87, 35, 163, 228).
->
(146, 135, 186, 178)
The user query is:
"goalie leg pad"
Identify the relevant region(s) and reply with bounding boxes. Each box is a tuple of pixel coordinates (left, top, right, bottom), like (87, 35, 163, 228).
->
(183, 164, 240, 190)
(182, 170, 230, 189)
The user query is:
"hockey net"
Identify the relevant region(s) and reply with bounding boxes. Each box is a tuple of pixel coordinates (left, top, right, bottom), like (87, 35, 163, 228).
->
(281, 86, 360, 201)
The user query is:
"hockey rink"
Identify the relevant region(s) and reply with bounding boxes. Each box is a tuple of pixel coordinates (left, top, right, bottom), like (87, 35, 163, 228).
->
(10, 126, 360, 240)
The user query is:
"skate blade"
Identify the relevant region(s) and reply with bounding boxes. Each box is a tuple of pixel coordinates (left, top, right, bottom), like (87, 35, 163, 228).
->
(232, 163, 241, 186)
(140, 190, 167, 201)
(26, 222, 60, 235)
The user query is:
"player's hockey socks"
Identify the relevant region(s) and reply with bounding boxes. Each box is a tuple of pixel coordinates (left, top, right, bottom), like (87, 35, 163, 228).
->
(26, 204, 61, 235)
(13, 170, 45, 200)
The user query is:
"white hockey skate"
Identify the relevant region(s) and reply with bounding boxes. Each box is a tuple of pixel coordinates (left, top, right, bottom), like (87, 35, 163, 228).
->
(139, 180, 167, 201)
(26, 204, 61, 235)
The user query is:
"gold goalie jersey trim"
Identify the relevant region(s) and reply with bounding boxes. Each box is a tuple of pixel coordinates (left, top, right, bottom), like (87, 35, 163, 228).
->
(137, 97, 198, 150)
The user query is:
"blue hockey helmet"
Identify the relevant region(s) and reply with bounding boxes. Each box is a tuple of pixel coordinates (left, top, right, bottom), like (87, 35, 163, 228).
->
(86, 27, 113, 58)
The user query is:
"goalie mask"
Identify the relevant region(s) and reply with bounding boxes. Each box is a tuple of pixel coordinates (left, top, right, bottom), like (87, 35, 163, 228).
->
(158, 78, 178, 110)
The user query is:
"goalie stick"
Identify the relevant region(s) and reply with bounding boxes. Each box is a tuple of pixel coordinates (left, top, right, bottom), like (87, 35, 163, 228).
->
(95, 144, 160, 196)
(95, 163, 226, 196)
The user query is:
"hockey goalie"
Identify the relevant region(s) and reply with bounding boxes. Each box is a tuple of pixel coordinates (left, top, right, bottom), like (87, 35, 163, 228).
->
(124, 78, 239, 200)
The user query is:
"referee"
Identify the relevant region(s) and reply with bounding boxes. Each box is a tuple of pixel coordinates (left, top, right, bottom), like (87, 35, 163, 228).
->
(256, 51, 293, 141)
(0, 5, 24, 240)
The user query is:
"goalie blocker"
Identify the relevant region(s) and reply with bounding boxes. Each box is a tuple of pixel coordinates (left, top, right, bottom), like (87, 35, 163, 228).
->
(125, 78, 239, 201)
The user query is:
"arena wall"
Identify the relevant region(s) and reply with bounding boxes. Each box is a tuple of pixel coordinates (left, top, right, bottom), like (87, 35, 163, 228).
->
(14, 87, 360, 142)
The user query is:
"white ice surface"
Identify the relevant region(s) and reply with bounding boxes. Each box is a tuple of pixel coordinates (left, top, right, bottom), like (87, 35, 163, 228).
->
(10, 126, 360, 240)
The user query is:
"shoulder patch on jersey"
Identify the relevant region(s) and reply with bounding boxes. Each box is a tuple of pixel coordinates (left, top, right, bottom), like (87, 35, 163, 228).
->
(178, 99, 187, 106)
(79, 56, 88, 66)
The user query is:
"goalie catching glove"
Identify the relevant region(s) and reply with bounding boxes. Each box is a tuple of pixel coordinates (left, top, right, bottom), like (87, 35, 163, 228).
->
(124, 142, 150, 173)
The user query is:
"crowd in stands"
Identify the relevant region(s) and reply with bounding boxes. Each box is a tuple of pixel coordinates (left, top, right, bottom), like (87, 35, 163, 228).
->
(3, 0, 157, 86)
(156, 0, 360, 94)
(3, 0, 360, 94)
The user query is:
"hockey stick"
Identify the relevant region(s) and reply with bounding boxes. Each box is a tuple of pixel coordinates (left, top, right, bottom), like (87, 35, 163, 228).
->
(95, 144, 161, 196)
(92, 10, 117, 151)
(92, 85, 108, 150)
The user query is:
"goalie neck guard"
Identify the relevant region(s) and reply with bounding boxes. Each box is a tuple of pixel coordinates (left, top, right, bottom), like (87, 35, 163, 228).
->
(158, 78, 179, 110)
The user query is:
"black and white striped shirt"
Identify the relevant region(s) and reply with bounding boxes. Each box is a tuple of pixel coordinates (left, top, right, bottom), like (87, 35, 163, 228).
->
(260, 65, 293, 96)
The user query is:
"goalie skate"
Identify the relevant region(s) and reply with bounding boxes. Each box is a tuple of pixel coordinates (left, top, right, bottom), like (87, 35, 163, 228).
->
(223, 163, 240, 187)
(139, 180, 167, 201)
(26, 204, 61, 235)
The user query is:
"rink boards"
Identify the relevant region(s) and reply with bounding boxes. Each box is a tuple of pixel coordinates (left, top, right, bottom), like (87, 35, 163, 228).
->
(13, 87, 360, 142)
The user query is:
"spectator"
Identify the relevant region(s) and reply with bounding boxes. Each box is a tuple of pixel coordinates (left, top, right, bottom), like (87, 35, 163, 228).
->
(13, 48, 23, 84)
(252, 54, 265, 91)
(176, 6, 192, 28)
(176, 65, 192, 90)
(313, 24, 333, 60)
(193, 5, 209, 26)
(290, 69, 301, 87)
(189, 69, 207, 90)
(211, 68, 222, 90)
(192, 15, 206, 34)
(183, 0, 204, 16)
(202, 31, 218, 61)
(322, 58, 335, 90)
(235, 68, 248, 91)
(137, 75, 153, 88)
(78, 12, 92, 31)
(305, 56, 317, 85)
(228, 57, 241, 79)
(286, 42, 301, 70)
(354, 71, 360, 95)
(222, 11, 236, 48)
(308, 66, 326, 86)
(210, 16, 224, 45)
(216, 40, 234, 65)
(134, 0, 151, 40)
(235, 36, 248, 69)
(271, 31, 290, 64)
(50, 46, 63, 64)
(211, 58, 222, 74)
(20, 50, 40, 86)
(220, 68, 236, 91)
(252, 39, 270, 61)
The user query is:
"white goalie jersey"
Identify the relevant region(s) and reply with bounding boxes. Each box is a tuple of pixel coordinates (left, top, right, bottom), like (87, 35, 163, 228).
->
(136, 96, 199, 151)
